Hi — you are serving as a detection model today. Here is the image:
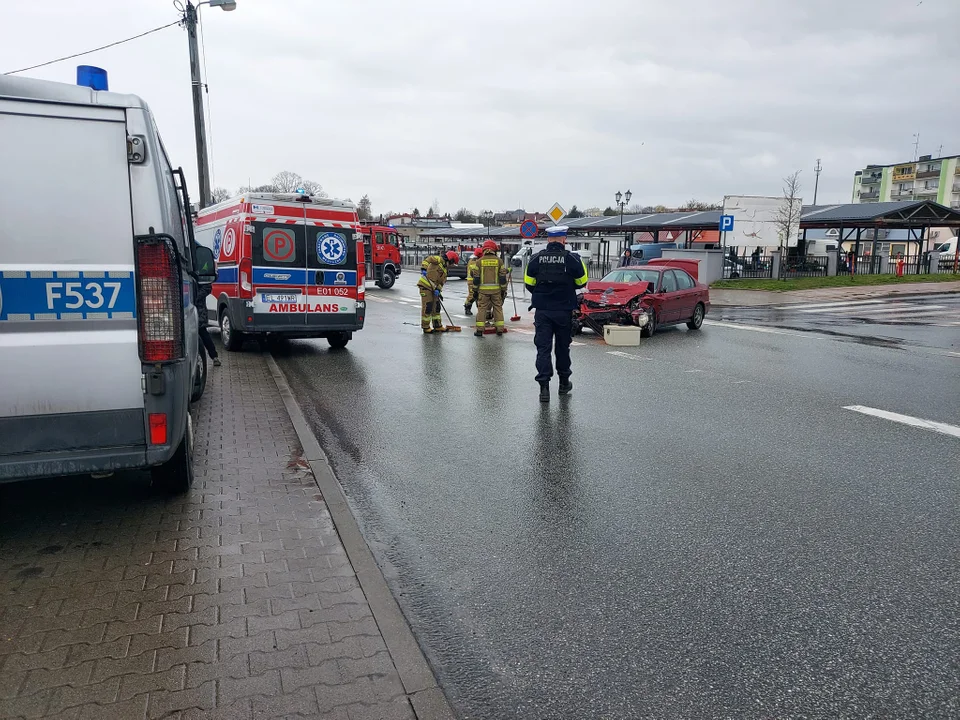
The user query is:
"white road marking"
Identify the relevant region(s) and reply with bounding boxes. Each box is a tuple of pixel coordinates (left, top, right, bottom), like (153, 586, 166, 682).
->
(843, 405, 960, 440)
(367, 296, 392, 303)
(775, 299, 887, 310)
(796, 302, 917, 314)
(606, 351, 653, 360)
(511, 328, 534, 335)
(825, 304, 944, 316)
(703, 320, 823, 339)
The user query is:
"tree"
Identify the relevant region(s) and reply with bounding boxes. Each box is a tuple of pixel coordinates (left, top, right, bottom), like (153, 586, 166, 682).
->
(299, 179, 327, 198)
(238, 171, 327, 198)
(602, 206, 617, 216)
(653, 204, 669, 213)
(454, 207, 476, 222)
(567, 205, 585, 219)
(413, 207, 421, 218)
(238, 183, 278, 193)
(211, 187, 231, 204)
(775, 170, 803, 263)
(271, 170, 302, 193)
(680, 198, 722, 211)
(626, 203, 643, 214)
(357, 195, 372, 221)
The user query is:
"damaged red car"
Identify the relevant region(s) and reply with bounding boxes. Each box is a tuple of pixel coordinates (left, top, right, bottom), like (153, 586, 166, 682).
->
(574, 260, 710, 337)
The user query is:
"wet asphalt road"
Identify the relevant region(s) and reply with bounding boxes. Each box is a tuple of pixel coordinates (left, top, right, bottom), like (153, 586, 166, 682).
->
(273, 275, 960, 719)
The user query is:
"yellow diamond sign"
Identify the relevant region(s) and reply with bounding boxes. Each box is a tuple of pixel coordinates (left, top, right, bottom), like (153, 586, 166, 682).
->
(547, 202, 566, 224)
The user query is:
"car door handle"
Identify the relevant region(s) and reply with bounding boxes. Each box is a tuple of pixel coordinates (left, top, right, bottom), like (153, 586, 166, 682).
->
(315, 271, 324, 286)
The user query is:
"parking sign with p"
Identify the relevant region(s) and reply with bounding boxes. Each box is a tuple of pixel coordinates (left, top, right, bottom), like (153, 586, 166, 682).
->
(719, 215, 735, 233)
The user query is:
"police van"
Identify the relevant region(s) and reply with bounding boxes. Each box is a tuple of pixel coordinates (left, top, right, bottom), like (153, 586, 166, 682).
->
(0, 74, 215, 493)
(195, 193, 365, 349)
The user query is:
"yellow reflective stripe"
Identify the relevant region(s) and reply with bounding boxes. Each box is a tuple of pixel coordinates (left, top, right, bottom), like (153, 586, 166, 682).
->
(574, 258, 589, 287)
(523, 271, 536, 286)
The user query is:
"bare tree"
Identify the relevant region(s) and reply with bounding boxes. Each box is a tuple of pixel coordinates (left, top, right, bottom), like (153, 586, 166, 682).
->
(775, 171, 803, 262)
(626, 203, 643, 214)
(299, 179, 327, 198)
(357, 195, 372, 220)
(680, 198, 722, 211)
(453, 207, 476, 222)
(432, 198, 440, 217)
(210, 187, 232, 204)
(271, 171, 302, 193)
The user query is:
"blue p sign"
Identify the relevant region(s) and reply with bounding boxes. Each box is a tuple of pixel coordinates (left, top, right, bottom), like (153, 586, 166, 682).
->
(719, 215, 735, 232)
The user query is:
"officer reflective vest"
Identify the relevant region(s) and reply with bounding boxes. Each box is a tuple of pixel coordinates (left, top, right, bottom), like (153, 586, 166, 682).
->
(417, 255, 447, 291)
(472, 251, 506, 292)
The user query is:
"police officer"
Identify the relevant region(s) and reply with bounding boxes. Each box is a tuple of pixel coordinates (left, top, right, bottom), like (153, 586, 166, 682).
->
(523, 226, 588, 402)
(463, 247, 483, 316)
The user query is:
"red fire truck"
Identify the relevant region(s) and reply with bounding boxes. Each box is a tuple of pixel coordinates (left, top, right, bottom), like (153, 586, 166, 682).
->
(195, 193, 365, 350)
(357, 223, 402, 289)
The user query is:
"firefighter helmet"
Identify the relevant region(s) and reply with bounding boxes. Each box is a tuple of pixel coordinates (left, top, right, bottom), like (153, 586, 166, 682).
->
(482, 240, 498, 252)
(445, 250, 460, 265)
(473, 247, 483, 258)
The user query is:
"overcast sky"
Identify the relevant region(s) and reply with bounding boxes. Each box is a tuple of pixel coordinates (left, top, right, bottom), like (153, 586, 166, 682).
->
(3, 0, 958, 215)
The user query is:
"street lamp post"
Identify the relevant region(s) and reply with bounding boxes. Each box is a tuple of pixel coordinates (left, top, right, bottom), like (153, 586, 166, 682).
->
(181, 0, 236, 209)
(615, 189, 632, 256)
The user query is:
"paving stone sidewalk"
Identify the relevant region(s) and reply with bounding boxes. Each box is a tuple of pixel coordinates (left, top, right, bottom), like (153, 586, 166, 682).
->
(0, 349, 416, 720)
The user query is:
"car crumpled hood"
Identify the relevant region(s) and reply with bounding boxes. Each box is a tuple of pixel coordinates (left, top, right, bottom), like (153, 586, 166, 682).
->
(582, 281, 651, 306)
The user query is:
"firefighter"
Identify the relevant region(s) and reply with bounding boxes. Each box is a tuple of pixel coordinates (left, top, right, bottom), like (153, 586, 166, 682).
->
(463, 247, 483, 316)
(524, 226, 588, 402)
(470, 240, 508, 337)
(417, 250, 460, 333)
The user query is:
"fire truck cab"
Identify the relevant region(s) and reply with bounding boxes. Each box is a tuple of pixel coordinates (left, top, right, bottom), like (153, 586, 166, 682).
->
(358, 223, 402, 289)
(195, 193, 365, 350)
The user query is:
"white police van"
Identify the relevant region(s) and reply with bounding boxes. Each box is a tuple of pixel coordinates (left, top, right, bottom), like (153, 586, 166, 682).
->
(0, 74, 216, 493)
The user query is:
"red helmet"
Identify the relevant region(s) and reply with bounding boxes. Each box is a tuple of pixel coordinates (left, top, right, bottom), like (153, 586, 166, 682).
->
(445, 250, 460, 265)
(482, 240, 498, 252)
(473, 247, 483, 258)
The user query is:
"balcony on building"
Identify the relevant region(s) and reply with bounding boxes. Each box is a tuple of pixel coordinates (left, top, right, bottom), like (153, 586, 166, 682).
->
(859, 189, 880, 200)
(915, 185, 938, 196)
(891, 189, 914, 199)
(916, 168, 941, 179)
(860, 172, 882, 184)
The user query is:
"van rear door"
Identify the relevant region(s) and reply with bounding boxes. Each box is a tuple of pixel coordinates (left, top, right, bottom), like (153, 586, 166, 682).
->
(0, 101, 143, 433)
(306, 224, 359, 328)
(250, 220, 308, 327)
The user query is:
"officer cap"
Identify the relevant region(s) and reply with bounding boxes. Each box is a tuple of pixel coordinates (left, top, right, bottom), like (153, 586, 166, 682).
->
(545, 225, 569, 237)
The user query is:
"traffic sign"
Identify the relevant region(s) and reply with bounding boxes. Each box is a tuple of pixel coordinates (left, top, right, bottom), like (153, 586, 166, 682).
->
(546, 203, 566, 225)
(520, 220, 539, 238)
(719, 215, 735, 232)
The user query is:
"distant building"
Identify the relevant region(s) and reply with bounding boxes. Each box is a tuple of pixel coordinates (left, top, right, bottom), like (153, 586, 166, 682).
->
(852, 153, 960, 208)
(385, 214, 452, 245)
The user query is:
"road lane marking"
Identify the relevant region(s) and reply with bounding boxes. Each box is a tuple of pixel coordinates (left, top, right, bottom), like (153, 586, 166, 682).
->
(703, 320, 824, 339)
(367, 296, 393, 303)
(775, 300, 887, 310)
(843, 405, 960, 440)
(606, 351, 652, 360)
(796, 302, 918, 315)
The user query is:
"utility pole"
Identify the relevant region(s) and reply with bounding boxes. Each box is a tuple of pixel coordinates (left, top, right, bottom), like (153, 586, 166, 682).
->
(912, 133, 920, 162)
(184, 1, 211, 209)
(813, 159, 822, 205)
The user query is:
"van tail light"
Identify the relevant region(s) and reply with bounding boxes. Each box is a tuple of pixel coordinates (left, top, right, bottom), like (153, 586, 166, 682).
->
(239, 257, 253, 298)
(357, 239, 365, 289)
(135, 236, 184, 363)
(148, 413, 168, 445)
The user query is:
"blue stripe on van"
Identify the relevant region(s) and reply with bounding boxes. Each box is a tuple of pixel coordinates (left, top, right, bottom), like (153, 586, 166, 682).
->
(215, 265, 238, 283)
(251, 267, 358, 287)
(0, 270, 136, 321)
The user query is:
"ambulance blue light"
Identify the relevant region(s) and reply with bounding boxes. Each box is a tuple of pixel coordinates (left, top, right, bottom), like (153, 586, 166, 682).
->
(77, 66, 109, 91)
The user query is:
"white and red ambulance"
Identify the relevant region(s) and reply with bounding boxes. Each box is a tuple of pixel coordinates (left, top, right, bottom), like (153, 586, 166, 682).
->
(195, 193, 365, 349)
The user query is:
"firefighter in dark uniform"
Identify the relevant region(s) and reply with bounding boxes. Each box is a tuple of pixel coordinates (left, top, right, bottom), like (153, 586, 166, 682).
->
(523, 226, 588, 402)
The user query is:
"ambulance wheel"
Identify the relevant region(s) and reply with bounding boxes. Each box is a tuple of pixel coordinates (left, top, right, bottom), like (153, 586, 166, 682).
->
(378, 267, 396, 289)
(220, 309, 244, 351)
(327, 332, 350, 350)
(152, 416, 194, 495)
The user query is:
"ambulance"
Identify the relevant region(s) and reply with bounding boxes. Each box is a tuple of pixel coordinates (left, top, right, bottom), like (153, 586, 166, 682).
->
(195, 193, 365, 349)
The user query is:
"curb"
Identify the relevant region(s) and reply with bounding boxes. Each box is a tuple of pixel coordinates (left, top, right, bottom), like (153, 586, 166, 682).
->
(264, 353, 456, 720)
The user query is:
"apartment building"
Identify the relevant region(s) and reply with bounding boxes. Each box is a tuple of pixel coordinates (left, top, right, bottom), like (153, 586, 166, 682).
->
(852, 154, 960, 208)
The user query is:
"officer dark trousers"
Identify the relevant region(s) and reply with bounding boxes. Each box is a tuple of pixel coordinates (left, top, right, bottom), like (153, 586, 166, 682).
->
(534, 309, 572, 382)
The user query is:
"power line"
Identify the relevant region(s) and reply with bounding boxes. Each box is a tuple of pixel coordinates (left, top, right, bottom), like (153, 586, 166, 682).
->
(4, 21, 180, 76)
(198, 11, 217, 191)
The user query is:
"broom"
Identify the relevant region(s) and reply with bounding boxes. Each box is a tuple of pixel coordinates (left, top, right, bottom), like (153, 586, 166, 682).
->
(507, 273, 521, 322)
(438, 298, 462, 332)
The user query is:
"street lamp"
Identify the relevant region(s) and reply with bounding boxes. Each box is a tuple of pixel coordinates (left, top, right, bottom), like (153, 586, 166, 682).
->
(181, 0, 237, 208)
(615, 189, 632, 254)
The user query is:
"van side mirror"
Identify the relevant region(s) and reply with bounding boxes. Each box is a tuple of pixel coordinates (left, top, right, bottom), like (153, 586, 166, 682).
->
(194, 245, 218, 284)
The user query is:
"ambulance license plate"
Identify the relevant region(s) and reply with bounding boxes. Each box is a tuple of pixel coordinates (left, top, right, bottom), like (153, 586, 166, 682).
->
(260, 293, 299, 303)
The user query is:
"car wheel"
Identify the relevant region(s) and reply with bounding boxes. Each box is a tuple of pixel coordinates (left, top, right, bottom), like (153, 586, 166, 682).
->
(687, 303, 705, 330)
(379, 267, 396, 289)
(640, 311, 657, 338)
(152, 415, 194, 495)
(220, 309, 244, 351)
(328, 332, 350, 350)
(190, 349, 207, 403)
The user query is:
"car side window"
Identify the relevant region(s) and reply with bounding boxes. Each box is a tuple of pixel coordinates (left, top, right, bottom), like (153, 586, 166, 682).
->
(661, 271, 678, 293)
(676, 271, 695, 290)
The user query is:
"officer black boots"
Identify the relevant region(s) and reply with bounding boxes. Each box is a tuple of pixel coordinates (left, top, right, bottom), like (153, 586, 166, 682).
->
(539, 382, 550, 403)
(559, 378, 573, 395)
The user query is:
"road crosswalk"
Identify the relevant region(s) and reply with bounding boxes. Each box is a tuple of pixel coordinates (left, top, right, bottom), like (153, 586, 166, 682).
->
(773, 297, 960, 326)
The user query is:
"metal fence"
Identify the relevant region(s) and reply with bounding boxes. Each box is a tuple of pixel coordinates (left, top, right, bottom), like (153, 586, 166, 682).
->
(782, 255, 828, 279)
(723, 255, 773, 279)
(587, 260, 613, 280)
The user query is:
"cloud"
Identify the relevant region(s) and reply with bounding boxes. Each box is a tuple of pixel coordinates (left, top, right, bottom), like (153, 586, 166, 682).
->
(2, 0, 957, 214)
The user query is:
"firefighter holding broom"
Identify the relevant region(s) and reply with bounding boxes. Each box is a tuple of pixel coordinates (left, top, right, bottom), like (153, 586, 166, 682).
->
(463, 248, 483, 316)
(418, 250, 460, 333)
(470, 240, 509, 337)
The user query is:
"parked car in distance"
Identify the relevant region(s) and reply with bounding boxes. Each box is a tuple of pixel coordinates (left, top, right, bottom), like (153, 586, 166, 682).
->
(575, 264, 710, 338)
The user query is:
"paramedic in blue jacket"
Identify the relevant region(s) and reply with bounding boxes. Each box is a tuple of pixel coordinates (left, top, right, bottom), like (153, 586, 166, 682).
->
(523, 226, 588, 402)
